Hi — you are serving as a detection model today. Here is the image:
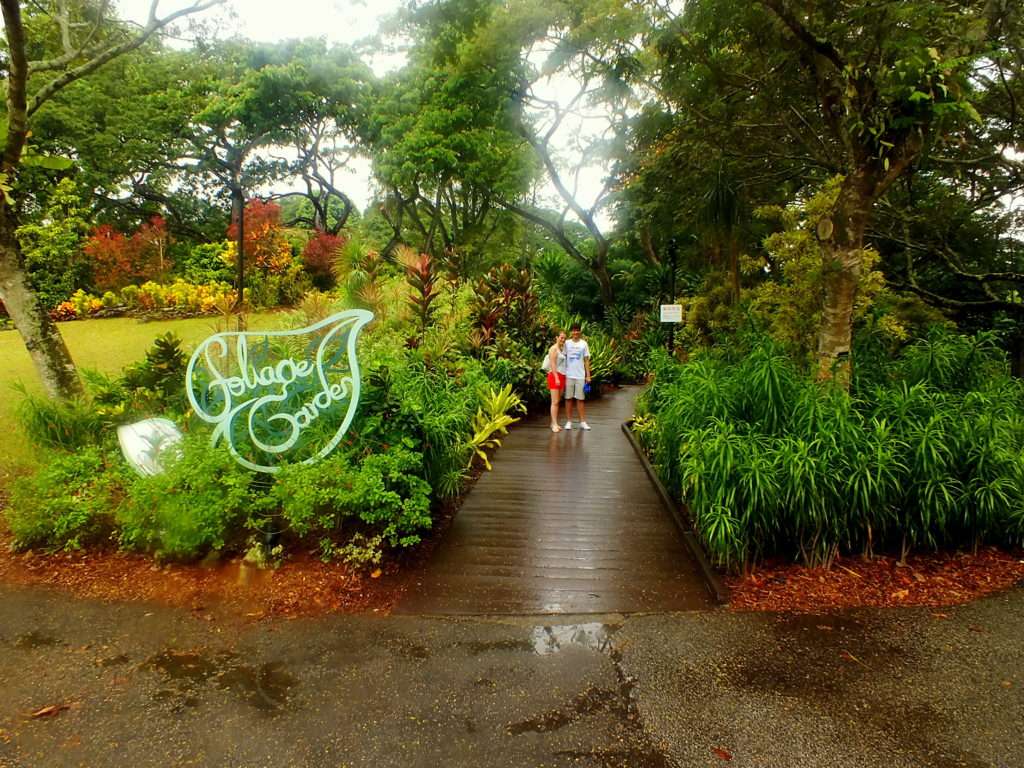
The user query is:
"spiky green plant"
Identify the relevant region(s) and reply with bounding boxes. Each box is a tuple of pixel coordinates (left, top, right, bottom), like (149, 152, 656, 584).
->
(643, 332, 1024, 571)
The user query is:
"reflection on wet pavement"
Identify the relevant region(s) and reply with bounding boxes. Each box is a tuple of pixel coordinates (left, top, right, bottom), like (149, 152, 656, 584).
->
(145, 648, 297, 713)
(531, 623, 618, 655)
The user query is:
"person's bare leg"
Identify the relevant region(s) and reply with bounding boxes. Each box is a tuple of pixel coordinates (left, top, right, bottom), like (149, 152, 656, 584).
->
(565, 397, 575, 424)
(578, 398, 587, 423)
(550, 390, 561, 430)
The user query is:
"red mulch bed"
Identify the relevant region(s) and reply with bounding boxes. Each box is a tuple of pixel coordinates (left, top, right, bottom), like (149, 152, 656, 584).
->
(727, 546, 1024, 612)
(0, 532, 409, 619)
(0, 476, 473, 620)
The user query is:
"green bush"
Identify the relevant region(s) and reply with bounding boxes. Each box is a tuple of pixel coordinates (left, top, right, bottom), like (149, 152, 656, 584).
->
(272, 447, 432, 547)
(355, 335, 503, 498)
(6, 448, 126, 550)
(638, 333, 1024, 570)
(179, 241, 235, 284)
(117, 436, 261, 559)
(15, 333, 192, 456)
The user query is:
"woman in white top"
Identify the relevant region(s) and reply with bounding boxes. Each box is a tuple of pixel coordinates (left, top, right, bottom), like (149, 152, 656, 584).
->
(546, 331, 567, 432)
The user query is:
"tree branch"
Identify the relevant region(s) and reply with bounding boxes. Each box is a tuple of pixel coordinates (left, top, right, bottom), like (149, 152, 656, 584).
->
(500, 199, 589, 265)
(758, 0, 845, 71)
(27, 0, 224, 117)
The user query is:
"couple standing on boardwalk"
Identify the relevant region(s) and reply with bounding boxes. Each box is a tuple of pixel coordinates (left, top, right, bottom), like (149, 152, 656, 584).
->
(546, 324, 592, 433)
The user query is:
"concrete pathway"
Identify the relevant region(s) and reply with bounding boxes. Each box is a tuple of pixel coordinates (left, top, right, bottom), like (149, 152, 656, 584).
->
(395, 387, 712, 615)
(0, 584, 1021, 767)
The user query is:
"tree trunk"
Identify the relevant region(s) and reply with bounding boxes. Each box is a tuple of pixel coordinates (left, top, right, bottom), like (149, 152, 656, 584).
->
(592, 242, 615, 307)
(594, 264, 615, 308)
(0, 220, 82, 400)
(816, 170, 876, 388)
(230, 182, 245, 314)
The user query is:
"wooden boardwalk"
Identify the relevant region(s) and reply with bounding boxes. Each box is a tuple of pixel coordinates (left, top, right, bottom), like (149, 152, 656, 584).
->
(394, 386, 713, 615)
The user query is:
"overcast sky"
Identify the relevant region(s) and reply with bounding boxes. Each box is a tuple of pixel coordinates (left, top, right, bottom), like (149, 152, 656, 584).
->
(115, 0, 614, 227)
(117, 0, 404, 57)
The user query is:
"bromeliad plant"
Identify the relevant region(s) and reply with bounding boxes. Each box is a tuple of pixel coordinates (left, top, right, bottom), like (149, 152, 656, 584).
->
(638, 333, 1024, 572)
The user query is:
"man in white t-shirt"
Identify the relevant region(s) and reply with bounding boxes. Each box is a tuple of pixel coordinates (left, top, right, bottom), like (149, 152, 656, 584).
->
(562, 324, 591, 430)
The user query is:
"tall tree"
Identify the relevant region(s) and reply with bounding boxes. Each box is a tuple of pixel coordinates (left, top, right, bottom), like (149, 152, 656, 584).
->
(368, 53, 533, 265)
(273, 43, 374, 236)
(623, 0, 1015, 385)
(756, 0, 996, 383)
(0, 0, 221, 399)
(466, 0, 646, 305)
(182, 42, 313, 310)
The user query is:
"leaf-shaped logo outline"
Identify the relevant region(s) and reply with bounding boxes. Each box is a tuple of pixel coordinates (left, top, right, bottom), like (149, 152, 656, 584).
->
(185, 309, 374, 473)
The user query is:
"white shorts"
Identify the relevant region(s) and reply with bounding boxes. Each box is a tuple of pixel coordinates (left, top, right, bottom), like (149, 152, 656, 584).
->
(565, 377, 586, 400)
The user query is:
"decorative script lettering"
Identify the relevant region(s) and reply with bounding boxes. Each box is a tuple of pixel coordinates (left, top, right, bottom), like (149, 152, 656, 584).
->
(186, 310, 373, 473)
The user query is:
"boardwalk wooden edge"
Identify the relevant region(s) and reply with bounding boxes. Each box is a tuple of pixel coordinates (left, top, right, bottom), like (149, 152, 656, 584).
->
(621, 420, 731, 605)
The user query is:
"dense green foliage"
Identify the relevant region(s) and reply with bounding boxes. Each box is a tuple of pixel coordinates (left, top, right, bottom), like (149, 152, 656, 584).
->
(637, 332, 1024, 570)
(7, 448, 126, 551)
(5, 313, 526, 561)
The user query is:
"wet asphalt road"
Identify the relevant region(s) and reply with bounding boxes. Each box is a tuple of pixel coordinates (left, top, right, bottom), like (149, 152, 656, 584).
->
(0, 584, 1021, 768)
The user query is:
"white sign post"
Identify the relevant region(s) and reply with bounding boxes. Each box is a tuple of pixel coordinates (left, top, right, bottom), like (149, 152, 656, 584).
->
(660, 304, 682, 323)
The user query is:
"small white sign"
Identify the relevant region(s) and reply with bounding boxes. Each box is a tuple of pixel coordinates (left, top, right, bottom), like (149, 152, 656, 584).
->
(660, 304, 682, 323)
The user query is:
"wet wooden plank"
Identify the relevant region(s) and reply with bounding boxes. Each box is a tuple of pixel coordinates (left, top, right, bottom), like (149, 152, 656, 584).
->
(394, 386, 713, 615)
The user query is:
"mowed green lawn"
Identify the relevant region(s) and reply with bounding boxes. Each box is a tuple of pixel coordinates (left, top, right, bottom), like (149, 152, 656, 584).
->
(0, 313, 281, 486)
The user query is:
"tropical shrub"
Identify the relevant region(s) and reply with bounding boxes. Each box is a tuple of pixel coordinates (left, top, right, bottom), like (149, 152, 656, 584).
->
(638, 333, 1024, 570)
(179, 241, 235, 284)
(15, 385, 110, 451)
(302, 230, 346, 290)
(117, 436, 261, 559)
(84, 216, 173, 291)
(471, 262, 543, 349)
(246, 262, 310, 308)
(466, 384, 525, 470)
(272, 447, 432, 547)
(50, 280, 234, 320)
(7, 448, 126, 550)
(226, 200, 294, 275)
(399, 246, 440, 343)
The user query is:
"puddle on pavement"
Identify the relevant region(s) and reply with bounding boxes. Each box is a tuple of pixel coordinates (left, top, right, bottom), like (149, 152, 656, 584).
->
(727, 613, 988, 768)
(508, 685, 622, 735)
(215, 663, 297, 712)
(147, 649, 234, 684)
(13, 630, 60, 649)
(530, 623, 618, 656)
(145, 649, 297, 713)
(465, 638, 534, 655)
(729, 613, 905, 699)
(506, 621, 673, 765)
(459, 623, 618, 657)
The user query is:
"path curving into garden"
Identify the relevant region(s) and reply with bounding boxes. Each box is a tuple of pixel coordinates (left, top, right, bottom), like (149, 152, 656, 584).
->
(395, 386, 713, 615)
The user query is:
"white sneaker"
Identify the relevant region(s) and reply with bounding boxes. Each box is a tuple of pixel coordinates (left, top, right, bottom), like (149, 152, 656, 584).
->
(580, 421, 591, 431)
(563, 421, 572, 430)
